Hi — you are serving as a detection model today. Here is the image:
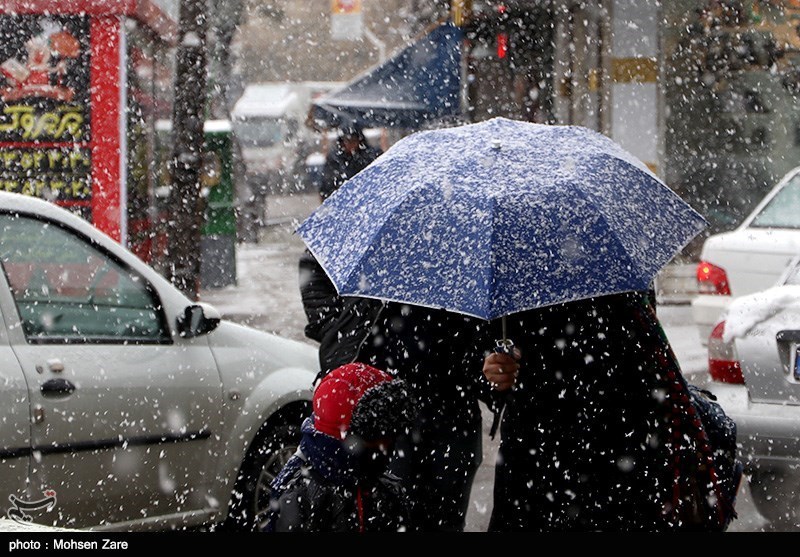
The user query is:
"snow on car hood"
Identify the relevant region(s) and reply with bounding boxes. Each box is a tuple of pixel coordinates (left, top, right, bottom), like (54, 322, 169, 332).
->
(723, 285, 800, 343)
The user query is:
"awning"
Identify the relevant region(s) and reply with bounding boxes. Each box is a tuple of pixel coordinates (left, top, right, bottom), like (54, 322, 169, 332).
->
(311, 22, 463, 129)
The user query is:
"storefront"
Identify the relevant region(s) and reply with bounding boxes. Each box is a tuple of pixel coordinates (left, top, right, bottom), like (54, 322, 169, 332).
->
(0, 0, 177, 262)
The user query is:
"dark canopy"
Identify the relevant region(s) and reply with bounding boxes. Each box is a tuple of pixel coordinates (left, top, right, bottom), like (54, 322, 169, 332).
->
(311, 22, 462, 129)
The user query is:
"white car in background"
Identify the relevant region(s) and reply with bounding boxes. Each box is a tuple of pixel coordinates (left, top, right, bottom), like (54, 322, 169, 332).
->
(693, 167, 800, 345)
(708, 257, 800, 527)
(0, 192, 318, 531)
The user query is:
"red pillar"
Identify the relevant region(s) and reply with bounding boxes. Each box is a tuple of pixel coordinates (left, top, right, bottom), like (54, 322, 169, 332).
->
(90, 15, 123, 244)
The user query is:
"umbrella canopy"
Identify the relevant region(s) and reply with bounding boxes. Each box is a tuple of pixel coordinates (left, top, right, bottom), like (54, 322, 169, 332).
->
(297, 117, 706, 321)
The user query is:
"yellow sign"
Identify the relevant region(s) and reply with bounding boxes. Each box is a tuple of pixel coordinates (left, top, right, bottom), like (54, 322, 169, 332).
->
(0, 146, 91, 202)
(451, 0, 472, 27)
(331, 0, 361, 15)
(0, 104, 84, 141)
(611, 58, 658, 84)
(0, 148, 89, 172)
(0, 178, 91, 199)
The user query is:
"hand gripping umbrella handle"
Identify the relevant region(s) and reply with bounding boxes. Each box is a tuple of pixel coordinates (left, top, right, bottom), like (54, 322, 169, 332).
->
(490, 316, 515, 439)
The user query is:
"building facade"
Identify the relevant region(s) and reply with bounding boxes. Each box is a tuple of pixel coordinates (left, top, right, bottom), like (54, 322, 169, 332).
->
(463, 0, 800, 250)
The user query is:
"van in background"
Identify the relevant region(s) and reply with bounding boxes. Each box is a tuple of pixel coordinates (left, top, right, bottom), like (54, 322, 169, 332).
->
(232, 83, 307, 196)
(230, 82, 343, 237)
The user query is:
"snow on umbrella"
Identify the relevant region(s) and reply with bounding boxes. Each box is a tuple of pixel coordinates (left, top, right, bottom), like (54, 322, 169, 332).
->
(297, 117, 706, 325)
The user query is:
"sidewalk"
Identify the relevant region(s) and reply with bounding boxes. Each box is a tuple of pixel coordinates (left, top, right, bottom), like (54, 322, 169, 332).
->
(198, 192, 320, 343)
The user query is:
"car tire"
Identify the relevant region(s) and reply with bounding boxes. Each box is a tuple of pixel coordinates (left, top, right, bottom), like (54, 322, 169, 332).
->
(748, 470, 800, 530)
(223, 420, 303, 532)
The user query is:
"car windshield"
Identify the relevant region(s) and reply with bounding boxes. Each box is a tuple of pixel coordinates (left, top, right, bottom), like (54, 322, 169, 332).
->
(750, 175, 800, 229)
(233, 117, 283, 148)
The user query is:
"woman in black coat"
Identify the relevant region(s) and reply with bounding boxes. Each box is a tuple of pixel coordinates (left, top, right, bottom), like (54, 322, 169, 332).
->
(482, 292, 729, 532)
(298, 251, 496, 531)
(356, 303, 492, 532)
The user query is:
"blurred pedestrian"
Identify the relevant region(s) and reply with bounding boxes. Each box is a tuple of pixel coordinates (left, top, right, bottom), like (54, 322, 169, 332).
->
(482, 291, 734, 532)
(264, 362, 415, 532)
(318, 124, 382, 201)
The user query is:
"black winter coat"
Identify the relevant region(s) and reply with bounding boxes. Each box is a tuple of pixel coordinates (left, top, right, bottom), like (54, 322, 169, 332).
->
(357, 303, 493, 437)
(319, 142, 382, 200)
(298, 251, 497, 531)
(485, 292, 688, 532)
(299, 250, 495, 434)
(298, 249, 383, 375)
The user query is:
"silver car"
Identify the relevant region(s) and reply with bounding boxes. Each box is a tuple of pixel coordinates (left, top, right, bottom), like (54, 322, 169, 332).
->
(709, 256, 800, 527)
(0, 192, 318, 531)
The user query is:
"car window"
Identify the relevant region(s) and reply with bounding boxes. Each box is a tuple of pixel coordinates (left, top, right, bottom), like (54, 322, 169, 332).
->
(750, 175, 800, 229)
(0, 213, 170, 344)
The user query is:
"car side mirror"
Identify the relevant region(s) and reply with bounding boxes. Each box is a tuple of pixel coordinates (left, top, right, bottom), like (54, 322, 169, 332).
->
(177, 303, 221, 338)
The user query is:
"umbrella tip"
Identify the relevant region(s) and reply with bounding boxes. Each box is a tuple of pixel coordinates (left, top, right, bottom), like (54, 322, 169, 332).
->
(491, 138, 502, 150)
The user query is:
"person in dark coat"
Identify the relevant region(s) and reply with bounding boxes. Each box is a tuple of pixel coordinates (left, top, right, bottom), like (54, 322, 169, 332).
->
(264, 362, 415, 533)
(298, 252, 496, 532)
(318, 125, 383, 201)
(357, 303, 492, 532)
(298, 249, 382, 375)
(481, 291, 730, 532)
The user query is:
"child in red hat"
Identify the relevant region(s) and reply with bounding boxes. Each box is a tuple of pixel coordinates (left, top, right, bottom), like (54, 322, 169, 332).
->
(264, 362, 415, 532)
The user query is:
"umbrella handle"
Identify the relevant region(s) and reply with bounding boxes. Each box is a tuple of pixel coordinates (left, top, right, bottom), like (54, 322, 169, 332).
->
(494, 338, 516, 355)
(495, 316, 516, 355)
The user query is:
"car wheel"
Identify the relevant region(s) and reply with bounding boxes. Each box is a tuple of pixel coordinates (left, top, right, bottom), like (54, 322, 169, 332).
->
(748, 470, 800, 530)
(224, 421, 302, 532)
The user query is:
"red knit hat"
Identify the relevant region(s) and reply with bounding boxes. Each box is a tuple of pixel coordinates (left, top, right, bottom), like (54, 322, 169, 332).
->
(313, 362, 395, 439)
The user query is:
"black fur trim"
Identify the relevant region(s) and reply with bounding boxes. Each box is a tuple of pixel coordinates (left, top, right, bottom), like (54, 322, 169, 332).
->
(349, 380, 416, 440)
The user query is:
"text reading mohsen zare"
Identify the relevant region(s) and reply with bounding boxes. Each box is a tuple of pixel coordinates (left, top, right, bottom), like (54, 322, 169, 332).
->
(9, 538, 129, 550)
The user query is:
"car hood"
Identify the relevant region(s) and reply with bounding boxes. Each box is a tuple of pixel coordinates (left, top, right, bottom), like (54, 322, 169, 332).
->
(206, 321, 319, 389)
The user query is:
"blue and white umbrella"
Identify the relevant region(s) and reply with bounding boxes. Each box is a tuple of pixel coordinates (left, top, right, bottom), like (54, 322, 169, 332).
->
(298, 117, 706, 324)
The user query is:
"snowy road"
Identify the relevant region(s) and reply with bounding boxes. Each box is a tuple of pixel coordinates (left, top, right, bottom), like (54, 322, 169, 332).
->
(198, 194, 770, 532)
